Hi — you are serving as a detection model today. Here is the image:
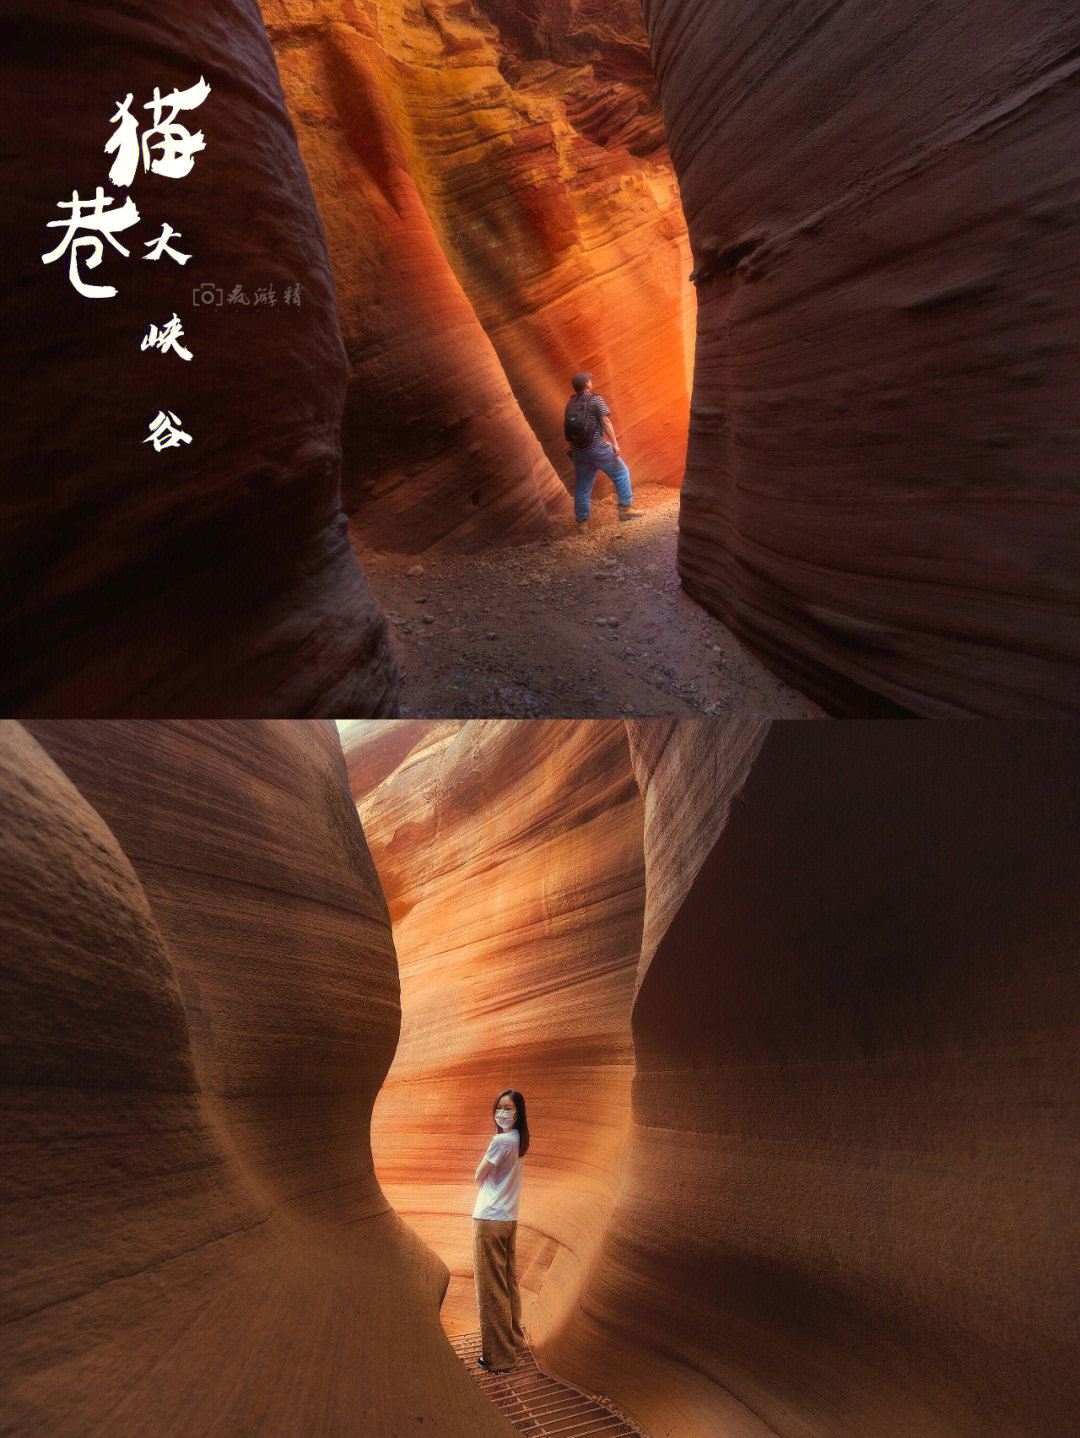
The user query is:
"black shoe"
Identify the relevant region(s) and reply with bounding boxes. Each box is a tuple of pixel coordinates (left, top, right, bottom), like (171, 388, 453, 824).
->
(477, 1357, 513, 1373)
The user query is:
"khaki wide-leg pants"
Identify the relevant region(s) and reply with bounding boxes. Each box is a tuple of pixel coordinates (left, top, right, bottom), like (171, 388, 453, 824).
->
(472, 1218, 525, 1369)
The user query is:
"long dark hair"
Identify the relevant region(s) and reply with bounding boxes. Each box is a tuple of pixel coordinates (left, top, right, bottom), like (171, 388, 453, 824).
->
(494, 1089, 529, 1158)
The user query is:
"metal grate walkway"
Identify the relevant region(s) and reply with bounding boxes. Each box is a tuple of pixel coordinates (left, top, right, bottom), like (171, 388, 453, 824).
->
(450, 1332, 649, 1437)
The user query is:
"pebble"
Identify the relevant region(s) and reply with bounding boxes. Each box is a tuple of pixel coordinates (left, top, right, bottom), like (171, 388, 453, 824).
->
(485, 632, 497, 640)
(596, 617, 608, 626)
(407, 563, 425, 576)
(607, 617, 619, 627)
(422, 614, 435, 624)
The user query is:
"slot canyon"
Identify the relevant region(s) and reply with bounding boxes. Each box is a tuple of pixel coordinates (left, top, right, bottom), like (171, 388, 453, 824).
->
(4, 718, 1079, 1436)
(4, 1, 1078, 716)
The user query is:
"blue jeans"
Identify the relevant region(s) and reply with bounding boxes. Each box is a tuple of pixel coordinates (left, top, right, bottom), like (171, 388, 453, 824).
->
(571, 443, 632, 521)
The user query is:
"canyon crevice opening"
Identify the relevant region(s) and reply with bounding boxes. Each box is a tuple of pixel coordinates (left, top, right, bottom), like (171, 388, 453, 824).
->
(4, 717, 1078, 1437)
(4, 1, 1078, 716)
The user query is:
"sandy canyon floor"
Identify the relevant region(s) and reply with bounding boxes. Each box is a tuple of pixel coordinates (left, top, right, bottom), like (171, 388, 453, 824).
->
(354, 485, 823, 718)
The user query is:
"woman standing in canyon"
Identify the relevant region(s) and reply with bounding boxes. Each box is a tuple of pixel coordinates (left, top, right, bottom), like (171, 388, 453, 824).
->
(472, 1089, 530, 1372)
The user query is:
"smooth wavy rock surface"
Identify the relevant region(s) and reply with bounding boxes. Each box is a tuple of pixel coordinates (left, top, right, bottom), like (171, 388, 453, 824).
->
(345, 719, 646, 1344)
(645, 0, 1080, 714)
(261, 0, 691, 549)
(4, 721, 515, 1437)
(543, 720, 1080, 1437)
(261, 0, 572, 551)
(2, 2, 398, 716)
(624, 717, 770, 976)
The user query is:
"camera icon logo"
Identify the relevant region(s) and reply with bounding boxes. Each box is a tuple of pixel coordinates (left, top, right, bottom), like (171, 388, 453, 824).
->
(192, 282, 223, 307)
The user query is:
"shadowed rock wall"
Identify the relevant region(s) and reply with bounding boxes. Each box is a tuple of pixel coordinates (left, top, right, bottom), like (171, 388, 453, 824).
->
(2, 2, 399, 716)
(4, 721, 515, 1437)
(345, 719, 646, 1344)
(543, 720, 1080, 1437)
(645, 0, 1080, 714)
(261, 0, 691, 549)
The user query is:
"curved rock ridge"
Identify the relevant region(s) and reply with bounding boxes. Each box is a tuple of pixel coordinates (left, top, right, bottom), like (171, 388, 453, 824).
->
(644, 0, 1080, 714)
(5, 721, 515, 1437)
(260, 1, 573, 552)
(260, 0, 692, 549)
(2, 3, 399, 716)
(345, 719, 646, 1346)
(625, 717, 770, 978)
(543, 720, 1080, 1437)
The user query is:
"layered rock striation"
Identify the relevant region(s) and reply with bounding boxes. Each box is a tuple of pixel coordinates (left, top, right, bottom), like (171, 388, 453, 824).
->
(645, 0, 1080, 714)
(11, 717, 1075, 1437)
(261, 1, 573, 551)
(542, 720, 1080, 1437)
(345, 719, 646, 1342)
(346, 716, 1079, 1436)
(261, 0, 692, 549)
(3, 3, 399, 715)
(4, 721, 515, 1437)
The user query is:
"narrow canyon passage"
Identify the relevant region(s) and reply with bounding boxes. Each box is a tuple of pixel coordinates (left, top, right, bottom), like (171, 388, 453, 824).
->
(6, 1, 1075, 713)
(354, 487, 822, 718)
(4, 719, 1079, 1435)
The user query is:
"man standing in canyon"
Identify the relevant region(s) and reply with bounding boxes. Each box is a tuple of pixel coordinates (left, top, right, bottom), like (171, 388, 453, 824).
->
(564, 373, 644, 532)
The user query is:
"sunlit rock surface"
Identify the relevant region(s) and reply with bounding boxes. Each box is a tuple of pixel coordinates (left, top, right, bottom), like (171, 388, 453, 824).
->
(624, 717, 770, 975)
(261, 1, 573, 551)
(261, 0, 692, 549)
(4, 721, 514, 1437)
(345, 719, 646, 1343)
(543, 720, 1080, 1437)
(646, 0, 1080, 714)
(2, 2, 399, 716)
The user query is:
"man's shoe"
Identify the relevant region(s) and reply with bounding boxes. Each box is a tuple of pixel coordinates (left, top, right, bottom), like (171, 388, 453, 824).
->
(576, 519, 589, 533)
(618, 507, 644, 521)
(478, 1357, 514, 1373)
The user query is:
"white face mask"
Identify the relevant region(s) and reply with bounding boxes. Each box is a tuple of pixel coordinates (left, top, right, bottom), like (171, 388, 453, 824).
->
(494, 1108, 515, 1130)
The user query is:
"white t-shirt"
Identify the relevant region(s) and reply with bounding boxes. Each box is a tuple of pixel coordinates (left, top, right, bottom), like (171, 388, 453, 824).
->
(472, 1128, 523, 1221)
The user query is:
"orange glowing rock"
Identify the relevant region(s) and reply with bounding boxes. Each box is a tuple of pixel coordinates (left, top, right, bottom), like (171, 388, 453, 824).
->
(345, 719, 646, 1341)
(261, 0, 693, 549)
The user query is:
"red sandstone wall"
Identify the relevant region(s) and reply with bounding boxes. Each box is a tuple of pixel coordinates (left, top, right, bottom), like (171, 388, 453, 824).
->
(260, 1, 574, 551)
(645, 0, 1080, 715)
(345, 719, 646, 1345)
(625, 717, 770, 976)
(543, 720, 1080, 1437)
(2, 3, 398, 715)
(399, 0, 694, 490)
(4, 722, 515, 1437)
(261, 0, 692, 548)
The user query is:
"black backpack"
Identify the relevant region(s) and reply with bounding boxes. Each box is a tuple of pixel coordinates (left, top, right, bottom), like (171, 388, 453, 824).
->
(564, 394, 594, 447)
